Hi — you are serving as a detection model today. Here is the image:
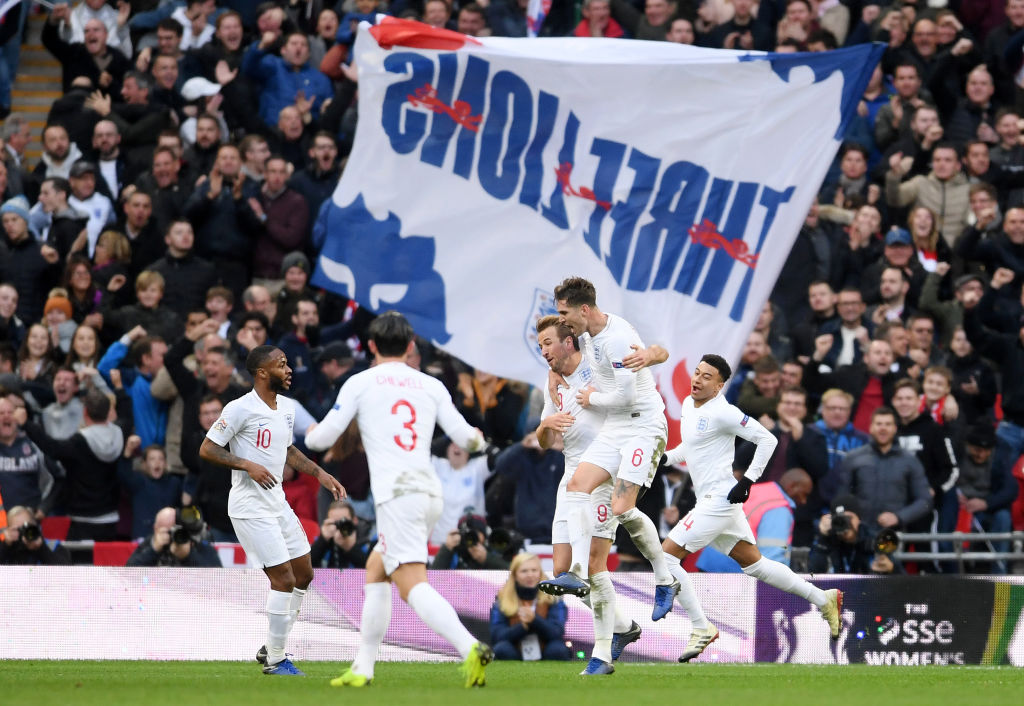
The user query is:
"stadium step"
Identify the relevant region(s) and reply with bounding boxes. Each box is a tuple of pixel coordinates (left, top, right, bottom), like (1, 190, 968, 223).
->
(10, 12, 63, 164)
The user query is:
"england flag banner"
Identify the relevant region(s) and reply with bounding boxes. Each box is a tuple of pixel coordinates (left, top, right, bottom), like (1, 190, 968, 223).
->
(312, 18, 883, 445)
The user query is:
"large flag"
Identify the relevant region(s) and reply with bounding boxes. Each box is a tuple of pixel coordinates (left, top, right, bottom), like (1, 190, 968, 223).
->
(311, 18, 883, 445)
(526, 0, 551, 37)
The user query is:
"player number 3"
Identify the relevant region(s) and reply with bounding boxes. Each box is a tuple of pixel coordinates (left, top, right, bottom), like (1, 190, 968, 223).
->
(391, 399, 418, 451)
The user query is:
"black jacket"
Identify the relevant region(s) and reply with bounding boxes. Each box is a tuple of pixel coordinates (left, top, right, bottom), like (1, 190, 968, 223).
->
(896, 413, 960, 494)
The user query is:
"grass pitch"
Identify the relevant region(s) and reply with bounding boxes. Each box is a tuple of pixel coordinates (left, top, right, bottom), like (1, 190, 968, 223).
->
(3, 661, 1022, 706)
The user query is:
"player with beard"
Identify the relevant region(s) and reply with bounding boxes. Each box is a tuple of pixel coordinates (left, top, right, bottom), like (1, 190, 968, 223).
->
(200, 344, 345, 676)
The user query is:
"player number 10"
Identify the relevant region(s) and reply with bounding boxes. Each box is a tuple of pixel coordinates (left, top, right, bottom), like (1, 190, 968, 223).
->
(256, 428, 271, 448)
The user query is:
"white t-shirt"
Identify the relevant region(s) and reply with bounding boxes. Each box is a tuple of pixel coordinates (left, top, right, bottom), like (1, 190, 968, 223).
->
(663, 393, 777, 507)
(305, 361, 484, 504)
(579, 313, 664, 423)
(429, 454, 493, 544)
(540, 355, 605, 476)
(205, 389, 296, 519)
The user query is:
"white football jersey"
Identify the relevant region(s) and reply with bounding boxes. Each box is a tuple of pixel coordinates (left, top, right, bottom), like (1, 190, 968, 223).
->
(205, 389, 295, 519)
(663, 393, 776, 506)
(540, 355, 606, 477)
(579, 313, 664, 422)
(305, 361, 483, 504)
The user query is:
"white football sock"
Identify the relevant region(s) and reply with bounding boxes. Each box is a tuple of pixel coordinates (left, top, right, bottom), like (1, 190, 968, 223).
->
(351, 582, 391, 679)
(616, 507, 672, 584)
(590, 572, 616, 663)
(407, 582, 476, 658)
(286, 587, 306, 637)
(265, 589, 292, 665)
(565, 491, 592, 579)
(584, 581, 632, 633)
(743, 557, 827, 607)
(663, 552, 709, 630)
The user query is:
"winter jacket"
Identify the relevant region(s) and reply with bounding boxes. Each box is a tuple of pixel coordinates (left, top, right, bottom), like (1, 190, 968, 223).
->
(835, 442, 932, 535)
(242, 43, 332, 127)
(885, 170, 970, 248)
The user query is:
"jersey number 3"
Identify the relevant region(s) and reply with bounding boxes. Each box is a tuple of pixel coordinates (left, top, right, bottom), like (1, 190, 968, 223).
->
(391, 399, 418, 451)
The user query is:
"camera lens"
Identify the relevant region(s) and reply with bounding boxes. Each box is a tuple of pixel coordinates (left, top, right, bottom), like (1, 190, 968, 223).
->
(171, 526, 191, 545)
(20, 523, 41, 543)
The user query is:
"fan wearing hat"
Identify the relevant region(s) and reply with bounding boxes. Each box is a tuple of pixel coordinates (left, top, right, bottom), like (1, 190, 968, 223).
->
(68, 160, 116, 258)
(917, 262, 985, 349)
(957, 422, 1018, 572)
(0, 197, 60, 325)
(861, 227, 926, 316)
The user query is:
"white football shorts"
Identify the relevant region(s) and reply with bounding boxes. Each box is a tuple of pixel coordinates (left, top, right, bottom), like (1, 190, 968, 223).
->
(666, 502, 756, 555)
(551, 476, 618, 544)
(374, 492, 443, 575)
(231, 510, 310, 569)
(579, 416, 667, 488)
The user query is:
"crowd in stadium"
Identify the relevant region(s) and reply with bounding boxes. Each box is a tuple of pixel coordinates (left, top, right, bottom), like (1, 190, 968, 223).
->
(0, 0, 1022, 575)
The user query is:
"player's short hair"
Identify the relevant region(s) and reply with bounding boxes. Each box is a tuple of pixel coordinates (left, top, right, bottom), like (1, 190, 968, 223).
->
(553, 277, 597, 307)
(535, 314, 578, 351)
(245, 345, 280, 378)
(83, 388, 111, 422)
(368, 311, 414, 357)
(700, 353, 731, 383)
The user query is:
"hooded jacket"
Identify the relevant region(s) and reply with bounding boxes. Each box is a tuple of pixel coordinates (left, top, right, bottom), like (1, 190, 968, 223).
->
(24, 393, 130, 520)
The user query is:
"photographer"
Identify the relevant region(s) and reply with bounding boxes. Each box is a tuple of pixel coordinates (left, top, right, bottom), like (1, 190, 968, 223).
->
(0, 505, 70, 565)
(808, 496, 900, 574)
(432, 513, 510, 570)
(126, 506, 222, 568)
(310, 500, 370, 569)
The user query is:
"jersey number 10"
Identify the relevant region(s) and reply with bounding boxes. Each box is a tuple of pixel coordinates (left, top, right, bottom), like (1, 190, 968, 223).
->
(256, 428, 272, 448)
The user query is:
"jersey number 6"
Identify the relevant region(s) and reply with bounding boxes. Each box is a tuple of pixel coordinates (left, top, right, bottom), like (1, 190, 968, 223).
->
(391, 399, 418, 451)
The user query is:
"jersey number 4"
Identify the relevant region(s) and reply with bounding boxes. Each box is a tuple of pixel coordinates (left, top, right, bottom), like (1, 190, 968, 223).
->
(391, 399, 418, 451)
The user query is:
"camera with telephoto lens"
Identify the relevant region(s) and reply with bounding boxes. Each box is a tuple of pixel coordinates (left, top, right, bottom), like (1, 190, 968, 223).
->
(458, 521, 481, 552)
(334, 518, 356, 536)
(170, 506, 205, 545)
(171, 525, 192, 545)
(19, 522, 41, 544)
(488, 527, 525, 562)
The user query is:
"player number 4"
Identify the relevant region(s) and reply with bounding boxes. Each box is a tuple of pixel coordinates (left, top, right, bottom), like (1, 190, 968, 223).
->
(391, 399, 418, 451)
(681, 511, 694, 531)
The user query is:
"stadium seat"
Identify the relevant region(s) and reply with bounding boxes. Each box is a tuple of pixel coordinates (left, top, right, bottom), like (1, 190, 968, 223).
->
(92, 542, 139, 566)
(41, 516, 71, 541)
(299, 518, 320, 543)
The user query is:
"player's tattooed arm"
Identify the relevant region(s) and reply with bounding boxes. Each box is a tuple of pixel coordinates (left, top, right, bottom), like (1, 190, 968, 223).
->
(287, 445, 347, 500)
(199, 438, 277, 489)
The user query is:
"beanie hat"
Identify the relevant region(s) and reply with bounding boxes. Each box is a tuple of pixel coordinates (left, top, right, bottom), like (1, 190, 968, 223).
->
(44, 295, 73, 320)
(280, 251, 311, 277)
(0, 196, 31, 225)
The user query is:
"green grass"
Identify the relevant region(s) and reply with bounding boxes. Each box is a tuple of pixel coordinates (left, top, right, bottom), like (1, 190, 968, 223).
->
(3, 661, 1022, 706)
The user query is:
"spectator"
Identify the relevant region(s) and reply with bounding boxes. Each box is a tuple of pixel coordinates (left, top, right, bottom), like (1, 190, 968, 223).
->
(433, 512, 509, 569)
(805, 337, 900, 433)
(808, 495, 899, 574)
(125, 505, 222, 567)
(456, 369, 526, 450)
(17, 322, 59, 393)
(67, 161, 115, 258)
(148, 219, 218, 319)
(705, 0, 771, 50)
(430, 437, 494, 545)
(946, 325, 998, 425)
(574, 0, 625, 38)
(310, 499, 370, 569)
(886, 143, 971, 248)
(457, 4, 490, 37)
(59, 0, 132, 58)
(97, 325, 168, 448)
(726, 329, 769, 404)
(43, 6, 131, 95)
(737, 355, 782, 421)
(243, 30, 332, 128)
(41, 367, 84, 440)
(1, 113, 31, 169)
(874, 63, 930, 154)
(150, 53, 186, 122)
(790, 281, 838, 364)
(0, 197, 60, 325)
(102, 270, 183, 343)
(422, 0, 454, 29)
(276, 296, 319, 403)
(119, 442, 184, 540)
(0, 282, 25, 349)
(32, 124, 83, 187)
(307, 340, 353, 418)
(184, 143, 260, 298)
(29, 177, 87, 262)
(696, 468, 814, 572)
(488, 426, 562, 543)
(23, 387, 130, 541)
(956, 206, 1024, 293)
(609, 0, 684, 42)
(958, 421, 1018, 573)
(134, 17, 184, 74)
(835, 406, 932, 537)
(251, 156, 309, 282)
(182, 112, 221, 178)
(487, 0, 528, 37)
(287, 130, 340, 227)
(134, 147, 191, 242)
(490, 553, 570, 661)
(0, 505, 71, 565)
(171, 0, 216, 50)
(0, 397, 51, 511)
(181, 394, 236, 542)
(664, 17, 697, 44)
(770, 204, 833, 330)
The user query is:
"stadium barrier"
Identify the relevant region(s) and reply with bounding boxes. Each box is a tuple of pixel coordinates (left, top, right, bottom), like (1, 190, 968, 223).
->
(3, 568, 1022, 665)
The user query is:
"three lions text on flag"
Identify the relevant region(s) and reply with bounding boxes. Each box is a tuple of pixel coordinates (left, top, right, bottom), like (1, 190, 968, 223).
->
(312, 18, 883, 440)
